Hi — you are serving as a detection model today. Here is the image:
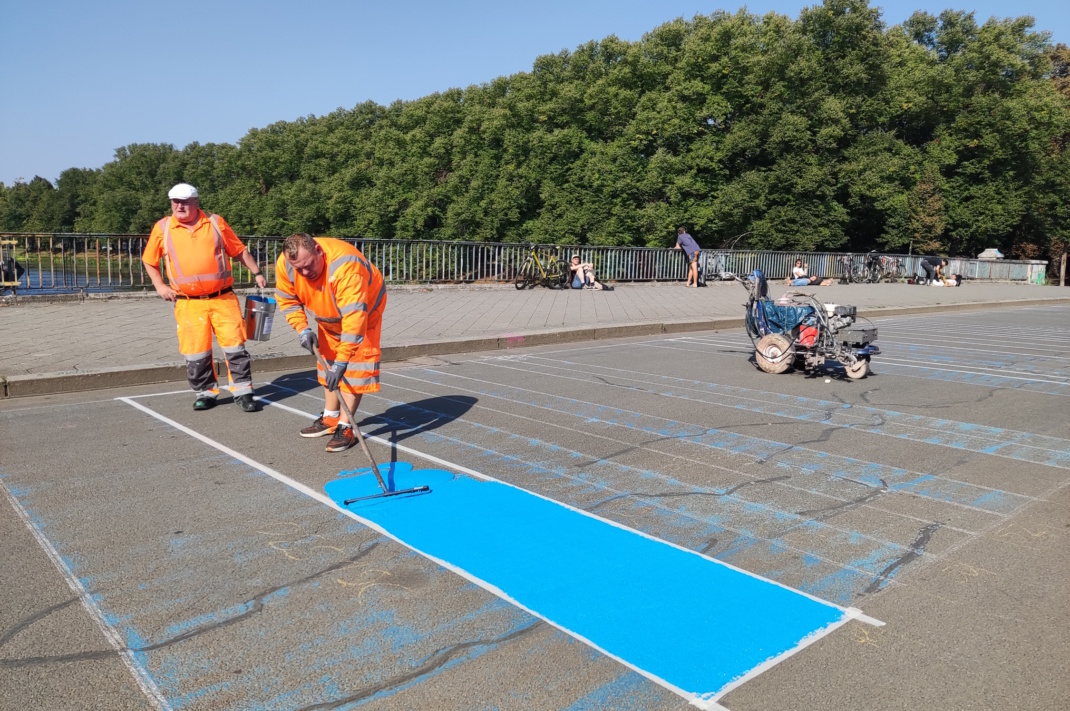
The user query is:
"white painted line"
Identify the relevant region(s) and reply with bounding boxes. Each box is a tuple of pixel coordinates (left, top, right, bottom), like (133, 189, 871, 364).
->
(873, 339, 1070, 361)
(379, 376, 985, 537)
(875, 331, 1070, 351)
(870, 368, 1070, 398)
(423, 361, 1030, 512)
(253, 392, 884, 625)
(878, 358, 1070, 384)
(115, 397, 732, 710)
(0, 478, 171, 711)
(516, 355, 1070, 459)
(122, 389, 191, 399)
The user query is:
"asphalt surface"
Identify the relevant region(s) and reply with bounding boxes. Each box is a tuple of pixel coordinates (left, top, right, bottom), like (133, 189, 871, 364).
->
(2, 304, 1068, 710)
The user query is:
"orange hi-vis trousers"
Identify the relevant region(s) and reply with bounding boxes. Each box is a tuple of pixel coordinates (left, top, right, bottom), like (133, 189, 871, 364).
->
(315, 294, 385, 395)
(174, 292, 252, 399)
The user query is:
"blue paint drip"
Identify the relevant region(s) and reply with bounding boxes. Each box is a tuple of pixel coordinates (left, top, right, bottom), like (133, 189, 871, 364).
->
(326, 469, 846, 700)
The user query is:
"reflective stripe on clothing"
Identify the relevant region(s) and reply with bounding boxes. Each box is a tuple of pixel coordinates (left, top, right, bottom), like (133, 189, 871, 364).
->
(142, 211, 246, 297)
(338, 301, 366, 315)
(173, 292, 253, 395)
(163, 214, 229, 287)
(316, 326, 382, 395)
(274, 237, 386, 364)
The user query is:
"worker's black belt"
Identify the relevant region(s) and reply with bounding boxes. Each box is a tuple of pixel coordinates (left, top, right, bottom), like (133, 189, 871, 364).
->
(182, 286, 233, 300)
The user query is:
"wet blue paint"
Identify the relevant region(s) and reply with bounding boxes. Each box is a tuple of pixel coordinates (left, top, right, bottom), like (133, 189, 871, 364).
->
(326, 468, 847, 700)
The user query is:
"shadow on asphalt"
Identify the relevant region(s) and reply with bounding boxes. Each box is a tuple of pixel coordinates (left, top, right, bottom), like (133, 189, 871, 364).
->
(260, 370, 477, 465)
(363, 396, 478, 465)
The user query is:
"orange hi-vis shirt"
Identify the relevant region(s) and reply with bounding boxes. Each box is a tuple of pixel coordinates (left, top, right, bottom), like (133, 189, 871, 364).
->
(274, 237, 386, 363)
(142, 211, 247, 297)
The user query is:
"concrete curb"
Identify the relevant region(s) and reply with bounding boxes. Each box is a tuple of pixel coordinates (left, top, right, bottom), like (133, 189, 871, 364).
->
(3, 297, 1069, 398)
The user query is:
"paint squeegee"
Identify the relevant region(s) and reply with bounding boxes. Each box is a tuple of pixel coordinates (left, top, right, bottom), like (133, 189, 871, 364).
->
(311, 346, 430, 504)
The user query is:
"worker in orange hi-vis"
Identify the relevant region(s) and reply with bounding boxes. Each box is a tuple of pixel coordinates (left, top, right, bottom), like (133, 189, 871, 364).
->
(274, 233, 387, 453)
(142, 183, 268, 412)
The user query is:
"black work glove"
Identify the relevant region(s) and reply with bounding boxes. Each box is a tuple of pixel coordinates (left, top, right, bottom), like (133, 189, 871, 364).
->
(298, 328, 318, 354)
(324, 361, 347, 392)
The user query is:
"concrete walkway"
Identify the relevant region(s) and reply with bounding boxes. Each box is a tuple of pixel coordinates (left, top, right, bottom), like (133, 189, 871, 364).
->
(2, 280, 1067, 396)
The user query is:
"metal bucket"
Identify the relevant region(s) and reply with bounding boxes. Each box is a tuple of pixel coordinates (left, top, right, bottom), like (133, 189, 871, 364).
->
(244, 294, 276, 341)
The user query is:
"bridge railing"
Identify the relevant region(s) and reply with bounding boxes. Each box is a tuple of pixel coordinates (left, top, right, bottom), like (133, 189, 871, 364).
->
(0, 233, 1048, 291)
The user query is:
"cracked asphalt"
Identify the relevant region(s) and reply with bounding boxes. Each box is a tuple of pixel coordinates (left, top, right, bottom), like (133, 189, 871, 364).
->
(2, 303, 1068, 710)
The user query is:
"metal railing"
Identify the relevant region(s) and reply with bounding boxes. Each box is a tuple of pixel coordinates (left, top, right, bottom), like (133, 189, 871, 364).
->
(0, 233, 1049, 292)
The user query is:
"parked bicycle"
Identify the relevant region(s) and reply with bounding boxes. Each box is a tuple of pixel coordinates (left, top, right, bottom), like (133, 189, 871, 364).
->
(700, 251, 736, 282)
(877, 255, 906, 282)
(836, 254, 856, 283)
(851, 251, 886, 283)
(515, 244, 569, 290)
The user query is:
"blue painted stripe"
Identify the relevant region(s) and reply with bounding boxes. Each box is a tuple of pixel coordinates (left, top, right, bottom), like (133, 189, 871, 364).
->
(511, 356, 1070, 469)
(393, 368, 1028, 514)
(325, 467, 848, 701)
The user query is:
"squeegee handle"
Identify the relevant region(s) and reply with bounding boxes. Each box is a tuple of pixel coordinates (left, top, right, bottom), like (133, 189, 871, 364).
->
(311, 345, 388, 494)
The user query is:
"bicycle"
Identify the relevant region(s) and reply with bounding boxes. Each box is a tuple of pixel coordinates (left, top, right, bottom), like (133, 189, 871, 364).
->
(515, 244, 569, 290)
(700, 251, 735, 282)
(877, 255, 906, 282)
(851, 251, 884, 283)
(836, 254, 855, 283)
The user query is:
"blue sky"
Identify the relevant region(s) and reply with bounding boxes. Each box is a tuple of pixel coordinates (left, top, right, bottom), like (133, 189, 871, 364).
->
(1, 0, 1065, 185)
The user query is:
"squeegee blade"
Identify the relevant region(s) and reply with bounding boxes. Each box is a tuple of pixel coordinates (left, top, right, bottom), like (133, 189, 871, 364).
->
(343, 485, 431, 506)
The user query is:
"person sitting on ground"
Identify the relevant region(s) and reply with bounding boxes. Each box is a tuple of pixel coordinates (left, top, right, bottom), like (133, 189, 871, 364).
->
(787, 259, 821, 286)
(570, 255, 606, 290)
(919, 256, 949, 285)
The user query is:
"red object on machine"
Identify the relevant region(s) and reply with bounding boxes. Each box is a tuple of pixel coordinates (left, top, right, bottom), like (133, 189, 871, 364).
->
(798, 326, 818, 347)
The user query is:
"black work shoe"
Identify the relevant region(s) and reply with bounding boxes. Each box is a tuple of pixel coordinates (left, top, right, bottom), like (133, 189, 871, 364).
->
(300, 414, 339, 438)
(236, 394, 259, 412)
(193, 397, 217, 411)
(325, 424, 357, 453)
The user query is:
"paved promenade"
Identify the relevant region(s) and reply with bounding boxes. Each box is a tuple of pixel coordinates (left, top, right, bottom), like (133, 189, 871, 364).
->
(1, 280, 1067, 396)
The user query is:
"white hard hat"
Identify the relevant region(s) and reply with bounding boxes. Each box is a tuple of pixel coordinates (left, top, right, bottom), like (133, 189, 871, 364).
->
(167, 183, 199, 200)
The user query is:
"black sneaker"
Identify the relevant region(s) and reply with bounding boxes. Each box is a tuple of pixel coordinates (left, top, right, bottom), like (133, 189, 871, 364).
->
(236, 394, 259, 412)
(300, 414, 339, 438)
(193, 397, 216, 411)
(326, 424, 357, 452)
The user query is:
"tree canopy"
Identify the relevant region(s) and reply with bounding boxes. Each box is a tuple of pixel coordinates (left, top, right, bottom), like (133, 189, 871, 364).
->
(2, 0, 1067, 260)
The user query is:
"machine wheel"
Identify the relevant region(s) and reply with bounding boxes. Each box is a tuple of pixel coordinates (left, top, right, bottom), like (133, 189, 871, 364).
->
(755, 334, 794, 374)
(844, 359, 869, 379)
